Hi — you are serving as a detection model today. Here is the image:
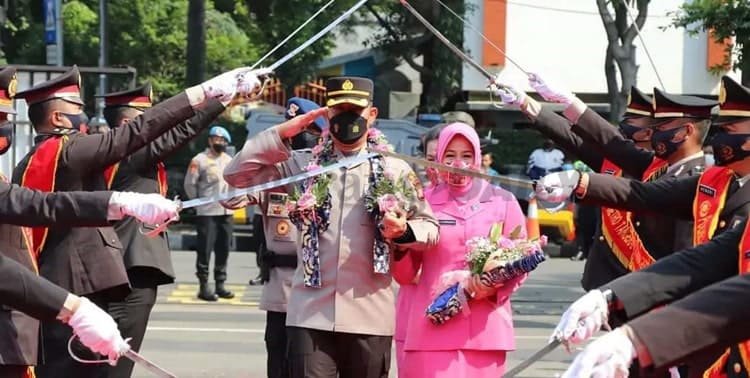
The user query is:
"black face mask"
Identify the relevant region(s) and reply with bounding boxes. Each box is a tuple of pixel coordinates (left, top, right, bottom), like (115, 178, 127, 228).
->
(651, 125, 686, 158)
(329, 111, 367, 145)
(211, 144, 227, 153)
(0, 123, 13, 155)
(710, 131, 750, 166)
(619, 122, 650, 142)
(61, 112, 88, 133)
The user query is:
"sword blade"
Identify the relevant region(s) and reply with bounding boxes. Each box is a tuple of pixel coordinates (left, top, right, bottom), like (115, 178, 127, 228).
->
(269, 0, 368, 71)
(367, 148, 532, 189)
(503, 339, 561, 378)
(179, 153, 377, 210)
(249, 0, 335, 70)
(124, 350, 177, 378)
(399, 0, 498, 83)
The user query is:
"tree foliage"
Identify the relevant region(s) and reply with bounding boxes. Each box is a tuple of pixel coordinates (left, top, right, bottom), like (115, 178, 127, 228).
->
(364, 0, 467, 113)
(596, 0, 649, 123)
(668, 0, 750, 85)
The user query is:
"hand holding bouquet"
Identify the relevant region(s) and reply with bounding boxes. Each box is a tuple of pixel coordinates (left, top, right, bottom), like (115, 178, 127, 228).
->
(425, 223, 547, 325)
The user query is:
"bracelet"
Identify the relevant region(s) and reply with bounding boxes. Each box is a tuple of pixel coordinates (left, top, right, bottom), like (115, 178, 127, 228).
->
(574, 172, 588, 198)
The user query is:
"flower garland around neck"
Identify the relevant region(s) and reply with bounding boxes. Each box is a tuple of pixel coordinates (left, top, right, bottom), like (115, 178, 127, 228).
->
(287, 127, 402, 288)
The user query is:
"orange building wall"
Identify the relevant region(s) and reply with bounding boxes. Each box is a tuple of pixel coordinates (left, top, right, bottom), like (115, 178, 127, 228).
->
(482, 0, 507, 67)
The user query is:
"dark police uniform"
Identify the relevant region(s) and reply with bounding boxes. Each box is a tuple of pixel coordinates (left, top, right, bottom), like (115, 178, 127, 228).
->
(99, 84, 226, 378)
(600, 219, 750, 377)
(576, 75, 750, 378)
(12, 66, 210, 377)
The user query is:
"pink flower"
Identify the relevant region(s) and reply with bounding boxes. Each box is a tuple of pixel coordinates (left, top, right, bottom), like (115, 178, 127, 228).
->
(497, 237, 516, 249)
(368, 128, 379, 138)
(377, 194, 400, 213)
(306, 162, 321, 172)
(383, 169, 396, 180)
(297, 192, 316, 210)
(321, 128, 330, 139)
(286, 201, 296, 213)
(374, 144, 390, 152)
(312, 144, 323, 155)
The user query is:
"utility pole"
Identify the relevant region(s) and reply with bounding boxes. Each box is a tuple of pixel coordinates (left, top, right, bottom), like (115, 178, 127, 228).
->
(97, 0, 107, 117)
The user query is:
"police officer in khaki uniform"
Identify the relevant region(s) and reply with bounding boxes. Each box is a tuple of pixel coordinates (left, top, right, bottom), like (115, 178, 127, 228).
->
(224, 77, 439, 378)
(184, 126, 238, 301)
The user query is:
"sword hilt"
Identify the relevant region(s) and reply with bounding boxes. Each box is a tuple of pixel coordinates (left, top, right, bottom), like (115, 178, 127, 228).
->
(139, 196, 182, 238)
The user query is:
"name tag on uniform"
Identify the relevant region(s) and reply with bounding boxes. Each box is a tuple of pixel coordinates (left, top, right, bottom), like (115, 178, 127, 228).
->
(438, 218, 456, 225)
(267, 192, 289, 218)
(698, 184, 716, 197)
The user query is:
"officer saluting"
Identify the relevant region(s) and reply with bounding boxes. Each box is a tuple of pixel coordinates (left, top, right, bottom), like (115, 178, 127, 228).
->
(222, 97, 323, 378)
(545, 75, 750, 378)
(99, 83, 227, 378)
(224, 77, 438, 378)
(12, 65, 269, 377)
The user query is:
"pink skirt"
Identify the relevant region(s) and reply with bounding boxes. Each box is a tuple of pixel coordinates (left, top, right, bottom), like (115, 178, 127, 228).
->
(400, 350, 507, 378)
(396, 340, 406, 378)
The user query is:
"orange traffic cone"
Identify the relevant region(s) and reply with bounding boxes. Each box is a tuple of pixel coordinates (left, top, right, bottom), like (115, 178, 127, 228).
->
(526, 197, 541, 240)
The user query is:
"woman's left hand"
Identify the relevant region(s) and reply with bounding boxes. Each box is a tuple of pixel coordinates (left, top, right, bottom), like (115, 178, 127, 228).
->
(381, 208, 408, 239)
(466, 275, 499, 300)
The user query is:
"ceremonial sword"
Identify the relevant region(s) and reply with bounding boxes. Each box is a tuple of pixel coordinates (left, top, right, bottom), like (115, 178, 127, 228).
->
(503, 339, 562, 378)
(68, 336, 177, 377)
(140, 153, 378, 237)
(398, 0, 504, 86)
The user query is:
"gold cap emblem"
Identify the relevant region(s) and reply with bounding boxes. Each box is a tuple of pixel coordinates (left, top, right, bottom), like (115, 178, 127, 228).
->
(8, 74, 17, 98)
(719, 81, 727, 105)
(342, 80, 354, 91)
(148, 86, 154, 103)
(626, 92, 632, 106)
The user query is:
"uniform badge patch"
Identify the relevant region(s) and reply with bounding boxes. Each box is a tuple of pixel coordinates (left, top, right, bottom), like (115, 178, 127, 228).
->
(698, 184, 716, 197)
(408, 171, 424, 200)
(276, 220, 291, 237)
(189, 160, 199, 174)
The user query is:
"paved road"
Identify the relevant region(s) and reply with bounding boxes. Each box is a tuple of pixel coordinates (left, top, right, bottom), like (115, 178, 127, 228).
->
(131, 251, 590, 378)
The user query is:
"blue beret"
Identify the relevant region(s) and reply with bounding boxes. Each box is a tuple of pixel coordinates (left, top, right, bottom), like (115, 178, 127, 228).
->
(286, 97, 327, 131)
(209, 126, 231, 143)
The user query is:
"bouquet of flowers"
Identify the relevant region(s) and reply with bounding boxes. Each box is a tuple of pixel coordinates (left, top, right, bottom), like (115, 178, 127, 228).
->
(425, 223, 547, 325)
(364, 169, 416, 216)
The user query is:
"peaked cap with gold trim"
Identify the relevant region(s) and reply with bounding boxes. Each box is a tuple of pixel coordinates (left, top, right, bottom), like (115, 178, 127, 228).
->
(651, 87, 717, 120)
(99, 83, 153, 110)
(325, 76, 373, 107)
(16, 65, 83, 106)
(715, 75, 750, 124)
(625, 86, 652, 117)
(0, 66, 17, 114)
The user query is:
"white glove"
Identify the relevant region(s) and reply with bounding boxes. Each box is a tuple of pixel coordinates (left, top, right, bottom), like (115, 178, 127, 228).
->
(109, 192, 179, 224)
(490, 77, 527, 106)
(551, 289, 609, 349)
(528, 73, 576, 105)
(561, 327, 637, 378)
(67, 297, 130, 365)
(201, 67, 274, 105)
(534, 171, 581, 202)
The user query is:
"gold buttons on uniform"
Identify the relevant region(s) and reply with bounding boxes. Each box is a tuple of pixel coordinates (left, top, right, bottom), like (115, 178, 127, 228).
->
(719, 220, 727, 228)
(734, 362, 742, 373)
(599, 236, 605, 242)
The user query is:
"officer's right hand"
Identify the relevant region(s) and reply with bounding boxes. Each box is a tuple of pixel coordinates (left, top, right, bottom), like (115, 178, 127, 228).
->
(201, 67, 274, 106)
(528, 72, 576, 106)
(109, 192, 180, 224)
(279, 107, 329, 139)
(551, 289, 609, 350)
(534, 171, 581, 202)
(219, 194, 255, 210)
(66, 297, 130, 366)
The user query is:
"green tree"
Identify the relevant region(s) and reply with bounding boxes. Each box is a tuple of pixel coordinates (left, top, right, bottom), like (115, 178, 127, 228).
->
(364, 0, 466, 113)
(596, 0, 649, 122)
(668, 0, 750, 86)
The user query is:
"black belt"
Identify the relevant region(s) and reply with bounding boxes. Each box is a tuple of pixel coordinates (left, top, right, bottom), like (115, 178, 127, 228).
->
(265, 251, 297, 269)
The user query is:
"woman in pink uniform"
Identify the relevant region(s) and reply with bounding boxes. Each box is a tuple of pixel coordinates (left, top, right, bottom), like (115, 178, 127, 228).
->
(394, 124, 446, 376)
(393, 122, 527, 377)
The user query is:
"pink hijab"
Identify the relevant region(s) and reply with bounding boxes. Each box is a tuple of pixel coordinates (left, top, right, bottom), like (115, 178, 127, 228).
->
(436, 122, 481, 167)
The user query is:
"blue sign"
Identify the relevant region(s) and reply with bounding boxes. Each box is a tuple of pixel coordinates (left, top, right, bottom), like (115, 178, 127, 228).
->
(43, 0, 56, 45)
